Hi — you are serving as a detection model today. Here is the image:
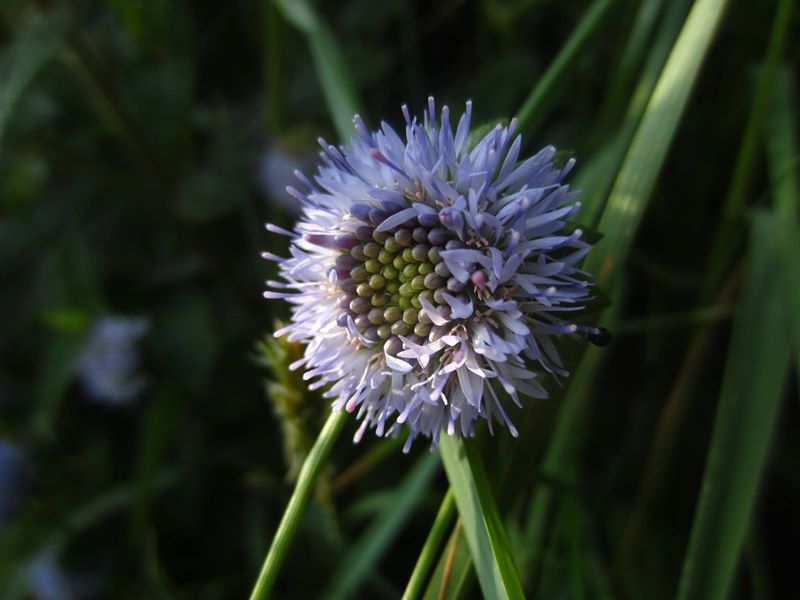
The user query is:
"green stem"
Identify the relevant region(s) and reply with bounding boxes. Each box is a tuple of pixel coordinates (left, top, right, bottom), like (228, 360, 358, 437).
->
(401, 490, 456, 600)
(248, 410, 348, 600)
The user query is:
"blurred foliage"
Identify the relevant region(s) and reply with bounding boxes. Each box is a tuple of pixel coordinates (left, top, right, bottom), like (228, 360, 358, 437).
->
(0, 0, 798, 598)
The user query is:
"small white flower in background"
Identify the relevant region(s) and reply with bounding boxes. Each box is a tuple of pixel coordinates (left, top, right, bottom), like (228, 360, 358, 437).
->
(75, 316, 149, 406)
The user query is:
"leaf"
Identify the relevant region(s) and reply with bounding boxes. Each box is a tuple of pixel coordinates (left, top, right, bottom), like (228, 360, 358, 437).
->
(676, 211, 792, 600)
(324, 452, 440, 600)
(0, 8, 74, 152)
(515, 0, 617, 136)
(273, 0, 363, 142)
(584, 0, 732, 291)
(764, 67, 800, 388)
(700, 0, 796, 300)
(438, 435, 525, 600)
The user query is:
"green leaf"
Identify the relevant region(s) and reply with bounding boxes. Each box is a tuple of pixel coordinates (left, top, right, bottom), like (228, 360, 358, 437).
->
(676, 211, 792, 600)
(325, 452, 440, 600)
(584, 0, 731, 291)
(273, 0, 364, 141)
(701, 0, 796, 300)
(0, 8, 74, 152)
(438, 436, 525, 600)
(764, 67, 800, 386)
(515, 0, 617, 136)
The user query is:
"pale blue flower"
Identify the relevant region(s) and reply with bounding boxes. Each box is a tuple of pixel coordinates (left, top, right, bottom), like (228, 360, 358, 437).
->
(75, 316, 148, 406)
(265, 98, 601, 450)
(0, 440, 26, 532)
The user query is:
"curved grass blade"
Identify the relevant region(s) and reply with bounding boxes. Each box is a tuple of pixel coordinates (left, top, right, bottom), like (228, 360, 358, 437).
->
(524, 0, 732, 587)
(272, 0, 364, 141)
(676, 211, 792, 600)
(249, 410, 349, 600)
(401, 489, 455, 600)
(324, 452, 440, 600)
(438, 435, 524, 600)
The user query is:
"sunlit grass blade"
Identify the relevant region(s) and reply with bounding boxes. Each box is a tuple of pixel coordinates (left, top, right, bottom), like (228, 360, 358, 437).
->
(249, 410, 349, 600)
(764, 67, 800, 394)
(272, 0, 363, 141)
(576, 0, 692, 224)
(676, 211, 792, 600)
(585, 0, 731, 290)
(515, 0, 616, 137)
(700, 0, 795, 301)
(324, 452, 440, 600)
(525, 0, 732, 588)
(401, 489, 455, 600)
(0, 8, 74, 152)
(438, 436, 525, 600)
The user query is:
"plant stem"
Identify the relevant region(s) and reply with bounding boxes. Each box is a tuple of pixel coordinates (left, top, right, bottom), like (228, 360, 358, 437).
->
(401, 489, 456, 600)
(248, 410, 348, 600)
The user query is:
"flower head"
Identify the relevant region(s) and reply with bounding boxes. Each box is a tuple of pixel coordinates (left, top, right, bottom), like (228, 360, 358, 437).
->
(75, 316, 149, 406)
(265, 98, 600, 451)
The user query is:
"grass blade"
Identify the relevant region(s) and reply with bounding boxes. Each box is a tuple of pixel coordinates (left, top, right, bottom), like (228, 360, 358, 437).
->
(701, 0, 795, 300)
(516, 0, 616, 136)
(249, 410, 349, 600)
(273, 0, 364, 141)
(324, 452, 440, 600)
(764, 67, 800, 385)
(676, 211, 792, 600)
(585, 0, 731, 290)
(401, 489, 456, 600)
(524, 0, 732, 587)
(438, 436, 524, 600)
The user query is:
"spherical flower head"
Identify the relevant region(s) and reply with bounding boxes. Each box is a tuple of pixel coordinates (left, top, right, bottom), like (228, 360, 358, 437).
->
(74, 316, 149, 406)
(265, 98, 599, 451)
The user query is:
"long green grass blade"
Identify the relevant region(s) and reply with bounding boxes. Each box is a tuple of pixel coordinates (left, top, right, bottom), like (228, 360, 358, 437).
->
(0, 8, 73, 152)
(701, 0, 795, 300)
(273, 0, 363, 141)
(516, 0, 616, 136)
(325, 452, 440, 600)
(764, 67, 800, 397)
(524, 0, 731, 588)
(585, 0, 731, 290)
(401, 489, 456, 600)
(249, 410, 349, 600)
(439, 435, 525, 600)
(676, 211, 791, 600)
(577, 0, 692, 225)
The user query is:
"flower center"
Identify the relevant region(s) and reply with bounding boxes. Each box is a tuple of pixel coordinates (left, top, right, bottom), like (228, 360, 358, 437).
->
(332, 212, 462, 353)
